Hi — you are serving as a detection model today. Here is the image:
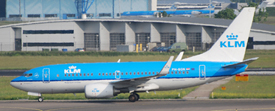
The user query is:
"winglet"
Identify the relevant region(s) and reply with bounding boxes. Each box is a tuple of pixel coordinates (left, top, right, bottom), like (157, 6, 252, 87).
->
(175, 52, 184, 61)
(117, 59, 121, 63)
(159, 56, 174, 75)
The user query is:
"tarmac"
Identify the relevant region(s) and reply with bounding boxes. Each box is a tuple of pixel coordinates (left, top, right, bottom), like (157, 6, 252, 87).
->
(183, 77, 233, 100)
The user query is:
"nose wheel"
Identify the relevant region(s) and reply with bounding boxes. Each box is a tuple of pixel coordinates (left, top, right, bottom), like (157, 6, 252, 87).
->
(128, 93, 139, 102)
(38, 97, 43, 102)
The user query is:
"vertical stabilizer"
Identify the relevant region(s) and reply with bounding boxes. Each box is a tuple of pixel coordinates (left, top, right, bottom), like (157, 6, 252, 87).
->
(182, 7, 255, 62)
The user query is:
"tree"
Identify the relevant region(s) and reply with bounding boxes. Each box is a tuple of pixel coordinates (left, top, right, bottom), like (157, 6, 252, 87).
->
(158, 11, 171, 17)
(214, 8, 236, 20)
(241, 2, 269, 22)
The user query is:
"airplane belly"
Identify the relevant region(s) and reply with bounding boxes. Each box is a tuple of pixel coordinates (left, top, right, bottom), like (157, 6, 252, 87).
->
(151, 76, 230, 91)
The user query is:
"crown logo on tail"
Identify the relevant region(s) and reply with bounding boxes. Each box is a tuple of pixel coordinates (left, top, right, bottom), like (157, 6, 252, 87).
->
(226, 33, 238, 40)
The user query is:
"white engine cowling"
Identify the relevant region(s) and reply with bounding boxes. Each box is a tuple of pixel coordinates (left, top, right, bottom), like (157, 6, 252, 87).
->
(85, 83, 119, 98)
(191, 11, 201, 15)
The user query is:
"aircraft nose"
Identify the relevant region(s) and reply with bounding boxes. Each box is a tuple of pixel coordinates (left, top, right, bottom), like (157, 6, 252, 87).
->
(10, 81, 18, 88)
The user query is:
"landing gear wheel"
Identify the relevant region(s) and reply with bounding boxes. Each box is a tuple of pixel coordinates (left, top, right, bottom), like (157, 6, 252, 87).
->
(136, 94, 140, 101)
(38, 97, 43, 102)
(129, 94, 138, 102)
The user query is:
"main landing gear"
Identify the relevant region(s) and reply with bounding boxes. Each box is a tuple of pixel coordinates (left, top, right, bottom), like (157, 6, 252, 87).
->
(128, 93, 139, 102)
(38, 97, 43, 102)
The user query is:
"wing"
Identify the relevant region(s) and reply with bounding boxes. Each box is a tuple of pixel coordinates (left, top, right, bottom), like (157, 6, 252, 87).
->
(110, 56, 174, 92)
(222, 57, 259, 68)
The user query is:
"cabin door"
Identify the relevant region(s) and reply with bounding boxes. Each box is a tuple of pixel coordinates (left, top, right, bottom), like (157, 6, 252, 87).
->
(43, 68, 50, 83)
(115, 70, 121, 79)
(199, 65, 206, 80)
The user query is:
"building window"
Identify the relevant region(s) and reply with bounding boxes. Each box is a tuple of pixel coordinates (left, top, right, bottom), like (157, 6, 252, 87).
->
(28, 14, 40, 18)
(110, 33, 125, 51)
(161, 33, 176, 47)
(45, 14, 57, 17)
(84, 33, 100, 51)
(86, 13, 94, 17)
(23, 30, 74, 34)
(186, 33, 202, 50)
(136, 33, 150, 48)
(23, 43, 74, 47)
(66, 14, 75, 17)
(212, 32, 222, 43)
(99, 13, 111, 17)
(9, 14, 22, 18)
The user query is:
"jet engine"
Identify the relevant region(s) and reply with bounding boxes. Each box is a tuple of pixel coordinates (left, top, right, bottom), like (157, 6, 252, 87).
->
(191, 11, 201, 15)
(85, 83, 120, 98)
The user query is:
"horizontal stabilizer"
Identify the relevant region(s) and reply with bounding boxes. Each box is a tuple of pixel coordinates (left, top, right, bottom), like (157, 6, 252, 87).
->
(222, 57, 259, 68)
(175, 52, 184, 61)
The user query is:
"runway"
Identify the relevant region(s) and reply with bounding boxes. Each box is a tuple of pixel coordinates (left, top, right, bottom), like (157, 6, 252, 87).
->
(0, 99, 275, 111)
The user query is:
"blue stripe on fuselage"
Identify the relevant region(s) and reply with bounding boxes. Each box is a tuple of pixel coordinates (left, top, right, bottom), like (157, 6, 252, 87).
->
(11, 61, 247, 82)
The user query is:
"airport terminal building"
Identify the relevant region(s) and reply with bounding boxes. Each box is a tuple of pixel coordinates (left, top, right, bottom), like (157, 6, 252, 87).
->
(0, 17, 275, 52)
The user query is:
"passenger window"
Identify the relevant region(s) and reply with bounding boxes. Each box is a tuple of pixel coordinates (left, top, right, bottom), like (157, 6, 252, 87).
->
(153, 72, 155, 74)
(179, 71, 181, 74)
(113, 73, 115, 76)
(80, 73, 82, 76)
(141, 72, 143, 75)
(87, 73, 89, 76)
(175, 71, 177, 74)
(121, 72, 123, 75)
(137, 72, 139, 75)
(183, 71, 185, 74)
(91, 73, 93, 76)
(134, 72, 136, 75)
(23, 73, 33, 77)
(186, 71, 189, 74)
(109, 73, 111, 76)
(126, 72, 128, 75)
(68, 74, 70, 76)
(105, 73, 108, 76)
(84, 73, 86, 76)
(171, 72, 173, 74)
(145, 72, 147, 75)
(149, 72, 151, 74)
(99, 73, 101, 76)
(156, 72, 158, 74)
(72, 74, 74, 76)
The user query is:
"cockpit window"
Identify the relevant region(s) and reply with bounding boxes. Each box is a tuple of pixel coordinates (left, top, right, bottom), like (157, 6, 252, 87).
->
(22, 73, 33, 77)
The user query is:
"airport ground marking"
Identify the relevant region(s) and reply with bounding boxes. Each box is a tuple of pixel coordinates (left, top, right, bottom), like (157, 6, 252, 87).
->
(212, 107, 275, 111)
(0, 106, 43, 111)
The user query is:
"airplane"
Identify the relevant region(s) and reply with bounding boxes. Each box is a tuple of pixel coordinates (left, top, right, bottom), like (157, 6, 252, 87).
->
(10, 7, 257, 102)
(121, 4, 215, 18)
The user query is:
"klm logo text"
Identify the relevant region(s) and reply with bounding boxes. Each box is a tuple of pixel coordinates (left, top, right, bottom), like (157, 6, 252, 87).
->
(220, 33, 245, 48)
(64, 65, 81, 74)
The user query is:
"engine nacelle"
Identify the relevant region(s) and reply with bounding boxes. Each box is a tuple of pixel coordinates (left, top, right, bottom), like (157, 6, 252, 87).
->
(85, 83, 119, 99)
(191, 11, 201, 15)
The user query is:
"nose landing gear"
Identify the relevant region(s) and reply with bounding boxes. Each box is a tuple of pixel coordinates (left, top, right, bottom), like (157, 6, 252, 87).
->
(38, 97, 43, 102)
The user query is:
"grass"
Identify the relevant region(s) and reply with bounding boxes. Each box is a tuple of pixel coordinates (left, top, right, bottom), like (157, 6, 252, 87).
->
(0, 21, 25, 26)
(0, 51, 204, 70)
(260, 16, 275, 25)
(211, 75, 275, 99)
(0, 50, 274, 70)
(0, 76, 197, 100)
